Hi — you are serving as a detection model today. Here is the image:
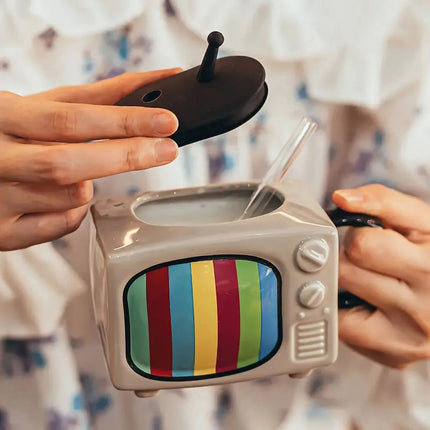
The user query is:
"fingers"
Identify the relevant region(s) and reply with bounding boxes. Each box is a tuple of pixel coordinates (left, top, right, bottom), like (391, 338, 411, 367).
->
(1, 93, 178, 142)
(339, 309, 393, 353)
(27, 69, 182, 104)
(342, 342, 422, 369)
(343, 226, 426, 285)
(0, 181, 93, 214)
(339, 308, 430, 369)
(62, 138, 178, 183)
(0, 205, 88, 251)
(335, 185, 430, 369)
(338, 248, 413, 310)
(1, 137, 178, 184)
(333, 184, 430, 233)
(11, 136, 63, 146)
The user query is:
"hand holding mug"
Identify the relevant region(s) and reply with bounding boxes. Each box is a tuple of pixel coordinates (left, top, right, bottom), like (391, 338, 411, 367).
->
(334, 184, 430, 368)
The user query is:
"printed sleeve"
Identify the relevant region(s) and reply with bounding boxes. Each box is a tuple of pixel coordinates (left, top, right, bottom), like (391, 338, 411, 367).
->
(0, 243, 87, 338)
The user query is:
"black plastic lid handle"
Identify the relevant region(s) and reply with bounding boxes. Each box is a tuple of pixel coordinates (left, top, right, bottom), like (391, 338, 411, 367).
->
(115, 31, 268, 147)
(326, 208, 383, 310)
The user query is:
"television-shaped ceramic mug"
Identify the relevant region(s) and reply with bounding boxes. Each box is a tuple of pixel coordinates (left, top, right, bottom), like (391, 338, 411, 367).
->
(90, 179, 380, 397)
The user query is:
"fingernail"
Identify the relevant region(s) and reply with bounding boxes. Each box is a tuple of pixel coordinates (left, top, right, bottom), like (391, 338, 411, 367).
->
(152, 113, 177, 135)
(155, 139, 178, 163)
(334, 189, 363, 202)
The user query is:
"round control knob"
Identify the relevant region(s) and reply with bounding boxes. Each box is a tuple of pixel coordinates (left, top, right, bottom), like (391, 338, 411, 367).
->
(296, 238, 329, 273)
(298, 281, 326, 309)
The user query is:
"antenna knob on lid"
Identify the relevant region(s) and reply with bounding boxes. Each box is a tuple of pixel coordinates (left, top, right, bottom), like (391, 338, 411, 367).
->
(197, 31, 224, 83)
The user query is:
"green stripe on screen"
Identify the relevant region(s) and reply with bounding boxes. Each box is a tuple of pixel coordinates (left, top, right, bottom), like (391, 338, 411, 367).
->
(236, 260, 262, 368)
(127, 275, 151, 373)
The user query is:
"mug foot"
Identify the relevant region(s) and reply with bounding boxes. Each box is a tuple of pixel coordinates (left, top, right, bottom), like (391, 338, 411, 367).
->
(134, 390, 160, 398)
(288, 370, 313, 378)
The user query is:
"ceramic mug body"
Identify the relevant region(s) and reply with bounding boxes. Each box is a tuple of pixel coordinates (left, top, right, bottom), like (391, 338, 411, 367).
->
(90, 180, 377, 394)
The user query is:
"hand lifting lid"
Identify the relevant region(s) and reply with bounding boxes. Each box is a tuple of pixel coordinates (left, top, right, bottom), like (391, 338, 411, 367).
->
(115, 31, 268, 146)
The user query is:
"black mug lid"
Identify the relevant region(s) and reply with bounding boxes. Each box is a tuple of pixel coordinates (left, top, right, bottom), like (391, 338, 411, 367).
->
(116, 31, 268, 147)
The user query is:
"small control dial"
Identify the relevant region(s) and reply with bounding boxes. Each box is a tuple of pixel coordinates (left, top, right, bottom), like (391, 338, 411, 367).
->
(298, 281, 326, 309)
(296, 238, 329, 273)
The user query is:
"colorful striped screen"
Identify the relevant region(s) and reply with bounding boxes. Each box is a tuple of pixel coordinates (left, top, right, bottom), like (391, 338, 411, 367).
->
(124, 257, 280, 379)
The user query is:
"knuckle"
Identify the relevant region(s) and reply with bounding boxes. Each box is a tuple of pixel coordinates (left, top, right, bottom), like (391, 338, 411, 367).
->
(35, 148, 71, 184)
(417, 346, 430, 361)
(390, 281, 415, 313)
(390, 361, 410, 371)
(421, 320, 430, 340)
(410, 308, 430, 339)
(406, 344, 430, 364)
(67, 182, 93, 207)
(419, 346, 430, 361)
(417, 249, 430, 277)
(120, 110, 139, 136)
(62, 208, 86, 233)
(49, 108, 78, 139)
(345, 231, 373, 264)
(362, 184, 389, 199)
(122, 140, 145, 171)
(420, 262, 430, 278)
(361, 184, 396, 209)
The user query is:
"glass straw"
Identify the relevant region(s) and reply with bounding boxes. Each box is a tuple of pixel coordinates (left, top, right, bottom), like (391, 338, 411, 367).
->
(240, 117, 317, 219)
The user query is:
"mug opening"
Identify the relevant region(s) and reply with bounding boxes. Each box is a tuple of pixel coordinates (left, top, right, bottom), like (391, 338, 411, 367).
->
(133, 185, 283, 226)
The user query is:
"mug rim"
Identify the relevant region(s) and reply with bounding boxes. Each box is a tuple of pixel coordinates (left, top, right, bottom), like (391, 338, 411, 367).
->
(131, 182, 285, 227)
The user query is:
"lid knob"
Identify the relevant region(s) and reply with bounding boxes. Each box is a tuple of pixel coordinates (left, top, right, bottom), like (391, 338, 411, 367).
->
(196, 31, 224, 83)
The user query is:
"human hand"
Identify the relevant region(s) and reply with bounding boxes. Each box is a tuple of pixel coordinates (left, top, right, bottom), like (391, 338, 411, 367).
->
(333, 184, 430, 369)
(0, 69, 181, 250)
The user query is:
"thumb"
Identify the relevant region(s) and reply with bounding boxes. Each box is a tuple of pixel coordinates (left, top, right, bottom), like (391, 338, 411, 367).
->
(28, 68, 183, 105)
(332, 184, 430, 233)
